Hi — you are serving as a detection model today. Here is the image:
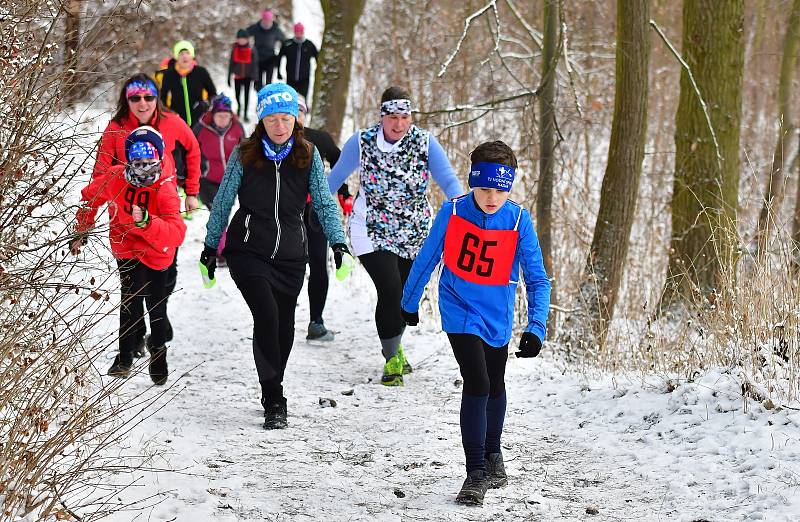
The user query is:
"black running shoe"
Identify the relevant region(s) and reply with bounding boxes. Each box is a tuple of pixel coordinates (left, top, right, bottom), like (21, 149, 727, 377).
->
(456, 470, 489, 506)
(107, 354, 133, 378)
(306, 320, 334, 341)
(485, 453, 508, 488)
(263, 398, 288, 430)
(147, 345, 168, 385)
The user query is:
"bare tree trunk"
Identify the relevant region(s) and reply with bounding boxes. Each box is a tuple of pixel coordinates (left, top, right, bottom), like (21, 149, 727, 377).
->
(537, 0, 558, 338)
(273, 0, 293, 28)
(754, 0, 800, 256)
(579, 0, 650, 346)
(662, 0, 745, 310)
(310, 0, 366, 141)
(63, 0, 82, 100)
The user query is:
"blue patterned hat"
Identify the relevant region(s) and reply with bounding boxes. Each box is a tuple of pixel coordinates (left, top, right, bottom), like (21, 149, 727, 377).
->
(256, 83, 299, 119)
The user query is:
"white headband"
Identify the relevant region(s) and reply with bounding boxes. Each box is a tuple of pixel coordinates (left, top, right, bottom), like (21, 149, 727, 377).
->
(380, 99, 412, 117)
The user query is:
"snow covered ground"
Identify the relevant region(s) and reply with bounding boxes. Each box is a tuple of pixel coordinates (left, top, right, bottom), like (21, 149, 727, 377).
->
(85, 213, 800, 522)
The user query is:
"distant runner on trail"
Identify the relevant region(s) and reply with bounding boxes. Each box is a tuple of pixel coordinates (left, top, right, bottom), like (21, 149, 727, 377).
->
(401, 141, 551, 506)
(160, 40, 217, 128)
(277, 22, 317, 98)
(200, 84, 350, 430)
(326, 86, 464, 387)
(247, 9, 286, 91)
(228, 29, 259, 122)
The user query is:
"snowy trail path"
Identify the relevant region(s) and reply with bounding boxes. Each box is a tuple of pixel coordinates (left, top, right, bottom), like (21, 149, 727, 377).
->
(100, 218, 799, 522)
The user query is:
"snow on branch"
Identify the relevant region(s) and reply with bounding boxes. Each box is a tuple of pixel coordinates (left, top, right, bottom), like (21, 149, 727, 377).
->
(437, 0, 496, 78)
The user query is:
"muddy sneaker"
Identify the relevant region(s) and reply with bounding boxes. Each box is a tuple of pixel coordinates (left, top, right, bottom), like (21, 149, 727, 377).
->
(456, 469, 489, 505)
(485, 453, 508, 488)
(147, 345, 168, 385)
(107, 353, 133, 378)
(398, 344, 413, 374)
(306, 320, 334, 342)
(263, 398, 288, 430)
(381, 354, 404, 386)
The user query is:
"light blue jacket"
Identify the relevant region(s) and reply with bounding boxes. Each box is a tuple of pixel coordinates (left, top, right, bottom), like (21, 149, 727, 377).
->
(401, 193, 551, 347)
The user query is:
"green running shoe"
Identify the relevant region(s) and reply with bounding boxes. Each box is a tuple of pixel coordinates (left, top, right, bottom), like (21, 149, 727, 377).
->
(381, 354, 404, 386)
(398, 345, 413, 374)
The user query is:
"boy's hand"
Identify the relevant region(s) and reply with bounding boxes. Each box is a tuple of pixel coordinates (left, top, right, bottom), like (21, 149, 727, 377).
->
(516, 332, 542, 358)
(401, 308, 419, 327)
(132, 205, 144, 223)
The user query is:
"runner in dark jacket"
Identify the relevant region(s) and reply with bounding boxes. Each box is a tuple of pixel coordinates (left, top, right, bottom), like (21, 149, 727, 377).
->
(228, 29, 259, 121)
(296, 95, 352, 342)
(160, 40, 217, 127)
(200, 84, 350, 431)
(278, 23, 318, 98)
(247, 9, 286, 90)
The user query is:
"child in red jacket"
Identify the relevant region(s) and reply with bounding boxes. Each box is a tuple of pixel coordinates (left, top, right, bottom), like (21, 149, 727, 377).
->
(71, 127, 187, 384)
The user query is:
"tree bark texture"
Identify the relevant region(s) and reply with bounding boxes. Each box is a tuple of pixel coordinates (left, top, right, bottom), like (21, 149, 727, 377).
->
(310, 0, 366, 142)
(663, 0, 745, 307)
(537, 0, 558, 336)
(755, 0, 800, 256)
(580, 0, 650, 344)
(63, 0, 82, 99)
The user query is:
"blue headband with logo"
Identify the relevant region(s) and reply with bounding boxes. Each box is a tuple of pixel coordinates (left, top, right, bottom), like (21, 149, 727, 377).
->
(468, 162, 515, 192)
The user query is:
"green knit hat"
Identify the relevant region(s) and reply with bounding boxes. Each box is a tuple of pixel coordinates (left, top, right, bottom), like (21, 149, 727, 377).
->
(173, 40, 195, 59)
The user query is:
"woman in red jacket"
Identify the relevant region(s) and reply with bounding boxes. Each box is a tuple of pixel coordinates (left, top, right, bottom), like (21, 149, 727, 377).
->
(72, 127, 187, 383)
(93, 73, 201, 352)
(192, 94, 245, 210)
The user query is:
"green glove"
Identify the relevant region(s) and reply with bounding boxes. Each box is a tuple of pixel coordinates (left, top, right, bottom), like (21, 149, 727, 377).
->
(332, 243, 354, 281)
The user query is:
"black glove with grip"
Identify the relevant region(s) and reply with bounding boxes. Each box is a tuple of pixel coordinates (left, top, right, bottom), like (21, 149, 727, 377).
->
(200, 244, 217, 281)
(516, 332, 542, 358)
(401, 308, 419, 327)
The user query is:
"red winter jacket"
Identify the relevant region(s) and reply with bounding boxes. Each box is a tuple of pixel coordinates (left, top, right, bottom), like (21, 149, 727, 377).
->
(92, 110, 201, 196)
(193, 111, 245, 184)
(76, 158, 187, 270)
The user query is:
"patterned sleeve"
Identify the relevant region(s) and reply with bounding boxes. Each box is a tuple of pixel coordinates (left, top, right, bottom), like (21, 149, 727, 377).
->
(309, 147, 347, 246)
(204, 147, 244, 248)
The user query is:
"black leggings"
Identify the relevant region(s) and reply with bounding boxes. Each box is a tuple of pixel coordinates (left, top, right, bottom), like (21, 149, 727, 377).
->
(231, 273, 297, 403)
(234, 78, 252, 116)
(117, 259, 171, 355)
(305, 206, 329, 323)
(359, 250, 413, 340)
(448, 333, 508, 397)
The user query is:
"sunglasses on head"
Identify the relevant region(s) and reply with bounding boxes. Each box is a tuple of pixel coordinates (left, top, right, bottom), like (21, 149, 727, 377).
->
(128, 94, 156, 103)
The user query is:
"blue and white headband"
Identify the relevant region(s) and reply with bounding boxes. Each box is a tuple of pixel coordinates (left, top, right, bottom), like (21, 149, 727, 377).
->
(468, 162, 516, 192)
(380, 99, 412, 117)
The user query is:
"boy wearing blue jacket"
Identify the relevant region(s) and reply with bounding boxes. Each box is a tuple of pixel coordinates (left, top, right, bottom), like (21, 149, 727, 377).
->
(400, 140, 551, 506)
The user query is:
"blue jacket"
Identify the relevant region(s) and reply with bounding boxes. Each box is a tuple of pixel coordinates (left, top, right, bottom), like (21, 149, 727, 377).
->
(401, 193, 551, 347)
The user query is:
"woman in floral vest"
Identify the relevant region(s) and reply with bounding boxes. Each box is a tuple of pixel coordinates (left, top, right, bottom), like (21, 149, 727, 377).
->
(327, 86, 463, 386)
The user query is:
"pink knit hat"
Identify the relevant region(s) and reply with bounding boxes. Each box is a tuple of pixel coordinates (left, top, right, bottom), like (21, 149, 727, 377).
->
(293, 22, 304, 37)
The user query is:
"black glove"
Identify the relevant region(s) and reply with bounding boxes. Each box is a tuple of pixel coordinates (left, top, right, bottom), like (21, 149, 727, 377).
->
(200, 244, 217, 280)
(516, 332, 542, 358)
(332, 243, 349, 270)
(401, 308, 419, 327)
(227, 77, 232, 87)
